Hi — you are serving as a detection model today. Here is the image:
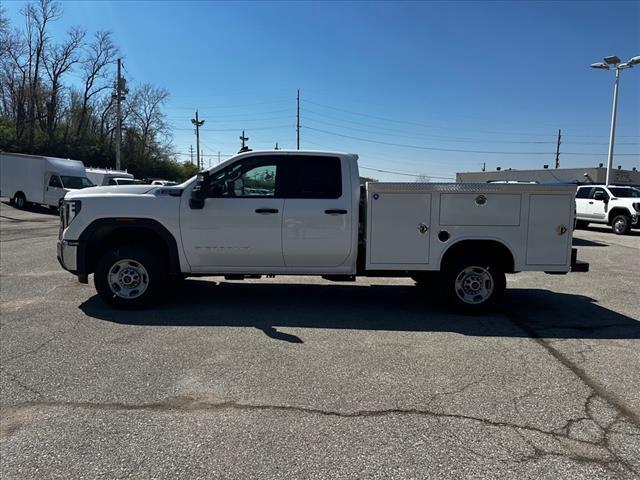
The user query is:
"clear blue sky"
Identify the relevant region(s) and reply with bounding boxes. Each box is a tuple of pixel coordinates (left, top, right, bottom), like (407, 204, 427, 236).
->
(4, 0, 640, 180)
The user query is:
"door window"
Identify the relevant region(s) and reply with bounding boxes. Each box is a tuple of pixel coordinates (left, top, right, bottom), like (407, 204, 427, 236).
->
(591, 187, 609, 201)
(576, 187, 591, 199)
(208, 157, 279, 197)
(279, 156, 342, 198)
(48, 175, 62, 188)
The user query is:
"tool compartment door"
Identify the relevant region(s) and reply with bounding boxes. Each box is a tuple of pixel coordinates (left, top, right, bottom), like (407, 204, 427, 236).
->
(369, 193, 431, 265)
(526, 194, 572, 265)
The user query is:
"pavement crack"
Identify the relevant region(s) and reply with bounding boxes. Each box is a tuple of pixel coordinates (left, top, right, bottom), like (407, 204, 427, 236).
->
(503, 307, 640, 429)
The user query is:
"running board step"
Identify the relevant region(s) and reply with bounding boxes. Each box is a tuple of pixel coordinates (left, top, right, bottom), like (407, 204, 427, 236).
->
(322, 275, 356, 282)
(224, 275, 262, 280)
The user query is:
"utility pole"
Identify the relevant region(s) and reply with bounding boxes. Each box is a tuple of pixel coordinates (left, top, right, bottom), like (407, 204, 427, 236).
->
(482, 162, 486, 172)
(189, 145, 194, 165)
(218, 151, 220, 164)
(191, 110, 205, 170)
(554, 129, 561, 169)
(275, 142, 279, 150)
(113, 58, 125, 171)
(296, 89, 300, 150)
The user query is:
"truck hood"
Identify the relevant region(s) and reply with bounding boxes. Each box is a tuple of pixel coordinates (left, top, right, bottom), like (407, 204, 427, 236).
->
(66, 185, 157, 198)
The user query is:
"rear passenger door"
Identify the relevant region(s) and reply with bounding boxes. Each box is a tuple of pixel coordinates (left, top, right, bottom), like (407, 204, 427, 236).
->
(575, 187, 592, 219)
(281, 155, 353, 268)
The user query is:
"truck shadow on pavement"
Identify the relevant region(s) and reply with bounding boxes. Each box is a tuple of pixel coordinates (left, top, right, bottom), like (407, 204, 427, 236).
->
(79, 281, 640, 343)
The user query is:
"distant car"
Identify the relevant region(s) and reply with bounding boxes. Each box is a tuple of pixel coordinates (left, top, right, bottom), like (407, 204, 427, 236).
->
(150, 180, 178, 186)
(575, 184, 640, 235)
(107, 177, 146, 186)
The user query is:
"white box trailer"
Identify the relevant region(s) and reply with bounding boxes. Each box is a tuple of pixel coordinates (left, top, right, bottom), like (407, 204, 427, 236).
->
(0, 152, 93, 208)
(85, 168, 134, 186)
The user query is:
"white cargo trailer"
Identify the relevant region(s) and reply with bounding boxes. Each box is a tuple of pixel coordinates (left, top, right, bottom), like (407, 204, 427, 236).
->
(0, 152, 93, 209)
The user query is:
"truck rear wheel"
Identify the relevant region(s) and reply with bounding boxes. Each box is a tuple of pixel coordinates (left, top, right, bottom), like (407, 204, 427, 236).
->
(443, 256, 505, 313)
(611, 214, 631, 235)
(13, 192, 26, 209)
(94, 245, 168, 308)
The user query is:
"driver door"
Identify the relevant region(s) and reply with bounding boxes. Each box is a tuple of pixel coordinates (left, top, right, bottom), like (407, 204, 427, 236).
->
(587, 187, 609, 220)
(180, 155, 285, 271)
(44, 173, 64, 206)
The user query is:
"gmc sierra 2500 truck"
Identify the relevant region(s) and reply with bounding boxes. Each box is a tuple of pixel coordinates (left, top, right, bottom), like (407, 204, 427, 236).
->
(57, 150, 588, 312)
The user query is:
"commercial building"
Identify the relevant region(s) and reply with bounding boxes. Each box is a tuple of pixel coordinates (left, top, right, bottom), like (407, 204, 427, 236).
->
(456, 166, 640, 186)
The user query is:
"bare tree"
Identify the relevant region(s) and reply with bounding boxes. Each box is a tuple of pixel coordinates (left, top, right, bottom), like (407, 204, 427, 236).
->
(23, 0, 62, 151)
(75, 30, 117, 137)
(42, 26, 84, 145)
(128, 84, 170, 158)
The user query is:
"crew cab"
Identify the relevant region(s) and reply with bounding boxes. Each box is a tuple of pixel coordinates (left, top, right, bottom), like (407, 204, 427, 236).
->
(57, 150, 588, 312)
(575, 184, 640, 235)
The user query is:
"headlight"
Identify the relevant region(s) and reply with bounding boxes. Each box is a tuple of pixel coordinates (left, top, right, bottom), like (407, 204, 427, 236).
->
(62, 200, 82, 228)
(633, 202, 640, 212)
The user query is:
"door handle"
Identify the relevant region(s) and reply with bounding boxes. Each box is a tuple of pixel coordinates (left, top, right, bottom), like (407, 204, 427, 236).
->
(324, 209, 348, 215)
(255, 208, 279, 214)
(588, 201, 594, 204)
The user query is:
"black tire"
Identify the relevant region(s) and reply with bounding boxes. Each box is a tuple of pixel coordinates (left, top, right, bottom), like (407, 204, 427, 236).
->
(575, 220, 589, 229)
(611, 214, 631, 235)
(442, 255, 506, 313)
(94, 245, 168, 308)
(13, 192, 26, 209)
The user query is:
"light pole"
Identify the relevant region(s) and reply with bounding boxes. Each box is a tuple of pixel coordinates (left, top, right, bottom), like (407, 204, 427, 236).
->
(590, 55, 640, 186)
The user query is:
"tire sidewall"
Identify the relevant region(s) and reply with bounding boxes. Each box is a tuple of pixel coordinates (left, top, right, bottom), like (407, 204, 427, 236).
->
(443, 258, 506, 313)
(612, 215, 630, 235)
(95, 245, 167, 308)
(14, 193, 25, 209)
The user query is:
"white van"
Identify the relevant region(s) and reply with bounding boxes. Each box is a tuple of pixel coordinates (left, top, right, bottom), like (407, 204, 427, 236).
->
(85, 168, 134, 186)
(0, 152, 93, 209)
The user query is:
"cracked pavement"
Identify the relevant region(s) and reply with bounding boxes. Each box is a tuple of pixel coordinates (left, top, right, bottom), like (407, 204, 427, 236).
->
(1, 200, 639, 479)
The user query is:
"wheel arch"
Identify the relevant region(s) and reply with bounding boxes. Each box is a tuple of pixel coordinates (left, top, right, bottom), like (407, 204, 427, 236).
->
(607, 207, 631, 225)
(438, 239, 516, 273)
(78, 218, 181, 277)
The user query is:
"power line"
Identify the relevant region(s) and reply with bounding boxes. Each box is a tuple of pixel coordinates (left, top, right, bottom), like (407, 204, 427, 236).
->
(303, 111, 639, 146)
(302, 125, 640, 156)
(302, 98, 640, 138)
(360, 165, 455, 180)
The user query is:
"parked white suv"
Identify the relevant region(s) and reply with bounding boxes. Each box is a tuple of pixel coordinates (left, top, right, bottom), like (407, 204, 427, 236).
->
(575, 185, 640, 235)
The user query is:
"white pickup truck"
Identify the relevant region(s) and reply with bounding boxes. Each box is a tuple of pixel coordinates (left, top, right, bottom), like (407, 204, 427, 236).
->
(57, 150, 588, 312)
(575, 184, 640, 235)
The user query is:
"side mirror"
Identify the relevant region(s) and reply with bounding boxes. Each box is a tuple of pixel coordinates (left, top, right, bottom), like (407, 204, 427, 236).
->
(189, 171, 209, 209)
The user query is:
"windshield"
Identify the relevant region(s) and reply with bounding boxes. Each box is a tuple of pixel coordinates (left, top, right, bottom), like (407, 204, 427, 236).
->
(60, 176, 94, 189)
(608, 187, 640, 198)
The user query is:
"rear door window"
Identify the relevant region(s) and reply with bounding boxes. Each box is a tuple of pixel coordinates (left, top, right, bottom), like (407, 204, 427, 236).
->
(576, 187, 591, 199)
(280, 156, 342, 199)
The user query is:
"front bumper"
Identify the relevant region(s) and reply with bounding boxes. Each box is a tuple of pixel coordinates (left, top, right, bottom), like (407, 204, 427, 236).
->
(57, 239, 78, 272)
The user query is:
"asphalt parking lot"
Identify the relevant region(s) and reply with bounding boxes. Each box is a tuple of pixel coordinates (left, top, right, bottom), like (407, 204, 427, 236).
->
(1, 199, 639, 480)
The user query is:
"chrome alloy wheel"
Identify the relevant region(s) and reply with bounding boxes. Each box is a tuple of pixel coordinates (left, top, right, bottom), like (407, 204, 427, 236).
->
(613, 218, 627, 234)
(108, 259, 149, 299)
(454, 266, 494, 305)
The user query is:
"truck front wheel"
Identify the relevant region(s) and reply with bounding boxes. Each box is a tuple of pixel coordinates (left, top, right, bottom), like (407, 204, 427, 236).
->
(611, 214, 631, 235)
(443, 256, 506, 313)
(94, 245, 168, 308)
